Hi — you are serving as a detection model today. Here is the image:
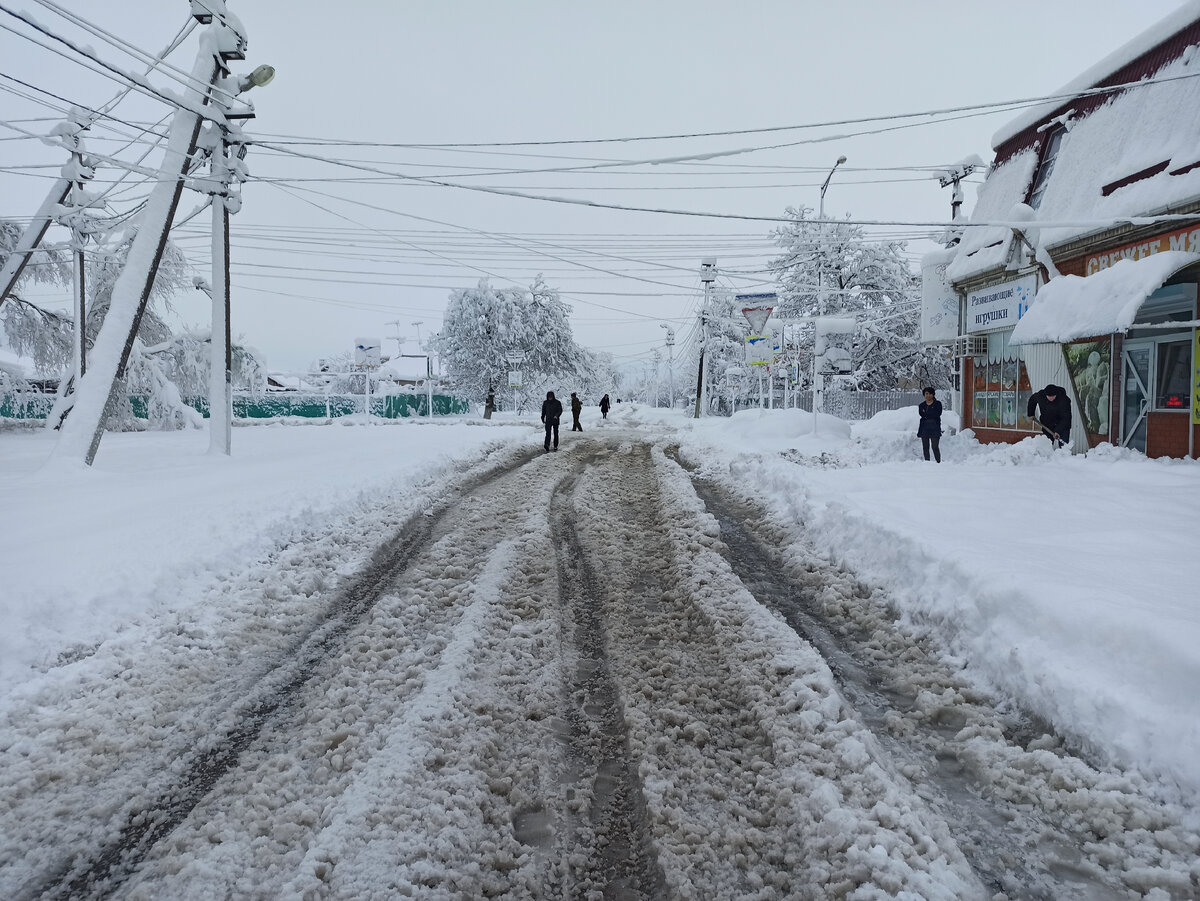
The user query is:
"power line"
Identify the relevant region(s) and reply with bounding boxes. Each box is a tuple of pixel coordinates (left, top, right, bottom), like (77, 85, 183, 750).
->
(241, 66, 1200, 149)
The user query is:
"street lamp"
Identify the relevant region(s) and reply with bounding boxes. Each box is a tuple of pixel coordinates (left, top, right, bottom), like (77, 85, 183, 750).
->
(208, 62, 275, 457)
(819, 155, 847, 220)
(814, 155, 845, 431)
(660, 323, 675, 409)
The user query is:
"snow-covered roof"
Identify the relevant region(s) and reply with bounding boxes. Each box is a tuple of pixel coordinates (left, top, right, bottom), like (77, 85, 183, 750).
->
(1009, 250, 1200, 344)
(948, 27, 1200, 284)
(1031, 46, 1200, 249)
(991, 0, 1200, 149)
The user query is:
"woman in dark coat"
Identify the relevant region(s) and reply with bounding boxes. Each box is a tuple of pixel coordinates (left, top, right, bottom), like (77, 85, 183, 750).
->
(917, 387, 942, 463)
(599, 394, 611, 419)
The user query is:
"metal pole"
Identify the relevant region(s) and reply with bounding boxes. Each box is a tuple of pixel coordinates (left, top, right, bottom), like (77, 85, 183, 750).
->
(71, 228, 86, 383)
(426, 354, 433, 418)
(668, 340, 674, 409)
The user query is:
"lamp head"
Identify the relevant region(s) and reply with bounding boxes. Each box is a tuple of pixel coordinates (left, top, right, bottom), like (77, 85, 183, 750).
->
(836, 155, 847, 165)
(248, 64, 275, 87)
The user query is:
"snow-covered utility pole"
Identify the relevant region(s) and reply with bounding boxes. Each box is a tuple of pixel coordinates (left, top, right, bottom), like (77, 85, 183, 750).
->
(814, 156, 846, 423)
(660, 323, 675, 410)
(52, 8, 247, 467)
(693, 259, 717, 418)
(936, 156, 980, 429)
(936, 157, 981, 247)
(206, 62, 274, 456)
(53, 113, 98, 387)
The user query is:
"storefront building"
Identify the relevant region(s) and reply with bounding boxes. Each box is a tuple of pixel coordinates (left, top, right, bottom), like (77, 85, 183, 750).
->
(930, 5, 1200, 458)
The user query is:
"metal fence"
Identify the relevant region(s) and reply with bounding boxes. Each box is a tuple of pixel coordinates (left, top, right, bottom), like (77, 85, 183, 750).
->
(730, 389, 925, 420)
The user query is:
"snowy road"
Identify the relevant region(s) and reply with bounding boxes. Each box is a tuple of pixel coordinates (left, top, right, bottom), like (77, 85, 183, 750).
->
(2, 431, 1196, 900)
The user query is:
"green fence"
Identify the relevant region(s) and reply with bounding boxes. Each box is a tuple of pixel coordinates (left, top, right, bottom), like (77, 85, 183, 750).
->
(2, 392, 471, 421)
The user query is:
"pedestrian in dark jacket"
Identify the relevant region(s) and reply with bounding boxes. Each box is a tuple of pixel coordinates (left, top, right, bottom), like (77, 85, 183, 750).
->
(541, 391, 563, 451)
(599, 394, 611, 419)
(917, 387, 943, 463)
(570, 392, 583, 431)
(1028, 384, 1072, 447)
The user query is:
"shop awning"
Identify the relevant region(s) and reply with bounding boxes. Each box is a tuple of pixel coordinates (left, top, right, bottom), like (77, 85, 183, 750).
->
(1008, 250, 1200, 345)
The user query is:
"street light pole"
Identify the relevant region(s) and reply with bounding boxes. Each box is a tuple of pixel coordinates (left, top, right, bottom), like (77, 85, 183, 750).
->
(814, 156, 846, 433)
(693, 259, 717, 418)
(208, 63, 274, 456)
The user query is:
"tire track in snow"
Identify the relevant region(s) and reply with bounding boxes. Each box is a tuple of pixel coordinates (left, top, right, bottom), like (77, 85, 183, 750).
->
(548, 449, 668, 900)
(678, 461, 1199, 901)
(21, 446, 542, 901)
(568, 440, 816, 899)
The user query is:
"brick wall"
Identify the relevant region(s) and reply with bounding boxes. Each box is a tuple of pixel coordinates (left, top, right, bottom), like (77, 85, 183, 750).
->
(1146, 412, 1199, 458)
(1056, 255, 1087, 277)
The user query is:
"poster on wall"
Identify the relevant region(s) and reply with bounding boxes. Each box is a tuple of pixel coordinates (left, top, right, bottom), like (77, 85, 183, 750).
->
(1065, 338, 1112, 442)
(1193, 330, 1200, 426)
(1001, 358, 1018, 426)
(1017, 361, 1034, 430)
(971, 360, 986, 427)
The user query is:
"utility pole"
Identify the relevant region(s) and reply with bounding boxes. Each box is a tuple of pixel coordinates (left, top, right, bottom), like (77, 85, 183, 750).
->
(208, 62, 273, 456)
(937, 158, 978, 429)
(814, 156, 846, 427)
(52, 11, 239, 467)
(693, 258, 717, 418)
(660, 323, 675, 410)
(937, 159, 979, 246)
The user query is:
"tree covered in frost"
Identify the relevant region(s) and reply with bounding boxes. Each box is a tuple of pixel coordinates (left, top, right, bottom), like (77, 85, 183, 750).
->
(432, 276, 593, 410)
(2, 219, 265, 429)
(0, 219, 74, 376)
(770, 206, 951, 390)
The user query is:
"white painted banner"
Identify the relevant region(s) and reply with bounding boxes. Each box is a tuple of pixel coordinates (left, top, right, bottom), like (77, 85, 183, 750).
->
(965, 274, 1035, 334)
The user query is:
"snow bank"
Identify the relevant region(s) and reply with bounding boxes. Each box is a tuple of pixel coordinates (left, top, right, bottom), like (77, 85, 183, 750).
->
(0, 419, 532, 686)
(665, 409, 1200, 804)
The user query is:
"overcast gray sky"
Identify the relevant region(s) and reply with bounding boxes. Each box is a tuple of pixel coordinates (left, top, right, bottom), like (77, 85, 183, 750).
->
(0, 0, 1189, 374)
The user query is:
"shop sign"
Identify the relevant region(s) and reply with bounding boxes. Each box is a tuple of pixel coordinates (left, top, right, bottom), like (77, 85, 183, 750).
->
(1085, 224, 1200, 275)
(920, 254, 958, 343)
(965, 274, 1035, 333)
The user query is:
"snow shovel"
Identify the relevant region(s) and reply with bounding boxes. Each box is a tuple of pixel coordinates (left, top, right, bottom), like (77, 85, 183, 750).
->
(1029, 416, 1064, 449)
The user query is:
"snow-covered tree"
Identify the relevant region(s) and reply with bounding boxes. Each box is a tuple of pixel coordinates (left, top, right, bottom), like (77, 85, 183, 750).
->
(431, 276, 590, 411)
(770, 206, 951, 390)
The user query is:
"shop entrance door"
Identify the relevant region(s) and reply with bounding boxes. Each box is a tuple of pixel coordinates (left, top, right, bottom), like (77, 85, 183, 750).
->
(1120, 343, 1152, 452)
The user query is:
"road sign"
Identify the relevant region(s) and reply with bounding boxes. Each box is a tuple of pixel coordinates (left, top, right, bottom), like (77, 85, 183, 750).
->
(745, 336, 773, 366)
(354, 337, 382, 367)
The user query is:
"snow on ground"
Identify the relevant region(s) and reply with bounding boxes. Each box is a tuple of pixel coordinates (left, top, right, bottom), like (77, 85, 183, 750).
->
(0, 416, 531, 687)
(2, 403, 1198, 897)
(620, 401, 1200, 812)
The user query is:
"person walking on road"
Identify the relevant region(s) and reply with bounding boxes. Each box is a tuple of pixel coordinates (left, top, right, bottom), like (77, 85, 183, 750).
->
(599, 394, 611, 419)
(541, 390, 563, 451)
(570, 392, 583, 431)
(1028, 384, 1072, 448)
(917, 387, 943, 463)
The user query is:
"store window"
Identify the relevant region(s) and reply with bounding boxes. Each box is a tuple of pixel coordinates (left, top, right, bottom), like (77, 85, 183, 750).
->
(1155, 339, 1192, 409)
(1028, 126, 1065, 210)
(970, 331, 1033, 430)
